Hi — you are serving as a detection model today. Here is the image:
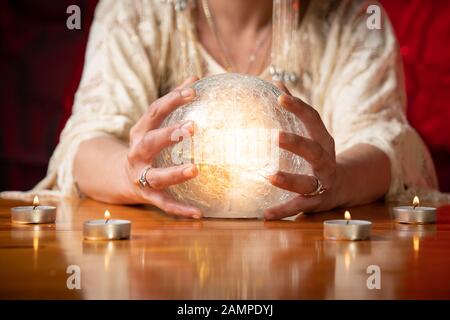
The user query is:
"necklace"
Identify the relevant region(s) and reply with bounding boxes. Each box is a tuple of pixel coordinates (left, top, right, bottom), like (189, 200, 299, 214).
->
(201, 0, 272, 74)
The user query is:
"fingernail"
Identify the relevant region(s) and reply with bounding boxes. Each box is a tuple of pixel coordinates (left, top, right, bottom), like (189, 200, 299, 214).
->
(181, 88, 195, 98)
(279, 94, 293, 105)
(183, 165, 197, 178)
(181, 121, 194, 133)
(271, 173, 284, 184)
(264, 212, 274, 220)
(278, 131, 293, 144)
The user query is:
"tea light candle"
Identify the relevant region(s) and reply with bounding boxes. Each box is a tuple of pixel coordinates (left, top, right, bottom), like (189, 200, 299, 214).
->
(11, 196, 56, 224)
(392, 196, 436, 224)
(323, 211, 372, 241)
(83, 210, 131, 240)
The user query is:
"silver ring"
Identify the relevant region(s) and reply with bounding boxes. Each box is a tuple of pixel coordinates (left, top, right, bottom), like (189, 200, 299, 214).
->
(138, 166, 153, 188)
(301, 176, 326, 197)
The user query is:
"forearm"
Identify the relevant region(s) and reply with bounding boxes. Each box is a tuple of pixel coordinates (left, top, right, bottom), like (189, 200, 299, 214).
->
(335, 143, 391, 207)
(73, 136, 136, 204)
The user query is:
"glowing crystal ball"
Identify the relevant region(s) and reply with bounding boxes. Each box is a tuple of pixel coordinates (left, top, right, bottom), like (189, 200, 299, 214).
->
(156, 73, 310, 218)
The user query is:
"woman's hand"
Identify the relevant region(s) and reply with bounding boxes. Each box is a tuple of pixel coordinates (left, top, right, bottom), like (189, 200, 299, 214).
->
(124, 77, 203, 219)
(265, 86, 342, 220)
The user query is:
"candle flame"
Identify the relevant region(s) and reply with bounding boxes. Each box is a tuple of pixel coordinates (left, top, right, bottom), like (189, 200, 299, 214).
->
(33, 196, 39, 207)
(104, 210, 111, 224)
(413, 196, 420, 209)
(344, 211, 351, 220)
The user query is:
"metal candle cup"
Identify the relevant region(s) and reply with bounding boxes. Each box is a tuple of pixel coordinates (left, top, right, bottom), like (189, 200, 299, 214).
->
(11, 206, 56, 224)
(83, 211, 131, 240)
(10, 196, 56, 224)
(323, 211, 371, 241)
(392, 206, 436, 224)
(323, 220, 372, 240)
(393, 196, 436, 224)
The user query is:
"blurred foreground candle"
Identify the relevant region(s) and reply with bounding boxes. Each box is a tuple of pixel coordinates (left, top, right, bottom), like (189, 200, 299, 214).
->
(11, 196, 56, 224)
(83, 210, 131, 240)
(323, 211, 372, 241)
(392, 196, 436, 224)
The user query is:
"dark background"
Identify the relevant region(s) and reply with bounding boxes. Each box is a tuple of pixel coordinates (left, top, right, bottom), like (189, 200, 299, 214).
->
(1, 0, 449, 192)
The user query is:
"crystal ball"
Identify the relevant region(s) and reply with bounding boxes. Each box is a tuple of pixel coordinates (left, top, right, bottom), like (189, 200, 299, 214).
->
(156, 73, 310, 218)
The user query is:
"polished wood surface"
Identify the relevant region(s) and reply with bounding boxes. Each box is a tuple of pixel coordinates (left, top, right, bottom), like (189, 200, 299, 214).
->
(0, 198, 450, 299)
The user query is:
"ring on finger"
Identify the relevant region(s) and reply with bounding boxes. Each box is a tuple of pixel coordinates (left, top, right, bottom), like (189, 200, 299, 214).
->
(301, 175, 326, 197)
(137, 165, 153, 188)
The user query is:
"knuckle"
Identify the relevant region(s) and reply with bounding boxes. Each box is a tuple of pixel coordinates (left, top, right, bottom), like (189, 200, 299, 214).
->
(174, 89, 183, 97)
(134, 137, 153, 160)
(309, 108, 321, 121)
(147, 173, 163, 189)
(312, 144, 324, 162)
(281, 132, 294, 146)
(164, 204, 181, 216)
(288, 133, 299, 145)
(293, 98, 307, 111)
(150, 180, 164, 190)
(315, 157, 335, 177)
(329, 136, 336, 152)
(128, 136, 138, 150)
(127, 148, 139, 164)
(148, 101, 161, 119)
(142, 132, 155, 147)
(169, 89, 182, 101)
(283, 174, 294, 189)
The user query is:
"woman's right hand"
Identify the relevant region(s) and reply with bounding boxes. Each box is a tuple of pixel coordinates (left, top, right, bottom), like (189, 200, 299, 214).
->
(124, 77, 203, 219)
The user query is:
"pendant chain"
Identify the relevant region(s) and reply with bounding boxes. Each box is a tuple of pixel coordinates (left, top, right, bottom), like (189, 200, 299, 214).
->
(201, 0, 272, 74)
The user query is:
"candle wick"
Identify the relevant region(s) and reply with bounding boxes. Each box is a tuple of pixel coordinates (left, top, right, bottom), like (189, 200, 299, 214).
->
(105, 219, 109, 225)
(346, 220, 349, 225)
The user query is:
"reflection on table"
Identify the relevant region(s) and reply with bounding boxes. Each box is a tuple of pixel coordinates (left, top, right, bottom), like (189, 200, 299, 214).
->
(0, 199, 449, 299)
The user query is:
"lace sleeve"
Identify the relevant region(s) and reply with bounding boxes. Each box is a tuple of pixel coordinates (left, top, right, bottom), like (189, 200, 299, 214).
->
(316, 0, 438, 199)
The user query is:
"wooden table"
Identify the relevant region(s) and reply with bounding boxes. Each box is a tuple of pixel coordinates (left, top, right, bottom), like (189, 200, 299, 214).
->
(1, 198, 450, 300)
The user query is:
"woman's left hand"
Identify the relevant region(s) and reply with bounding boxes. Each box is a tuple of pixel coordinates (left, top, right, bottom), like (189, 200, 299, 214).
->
(265, 86, 341, 220)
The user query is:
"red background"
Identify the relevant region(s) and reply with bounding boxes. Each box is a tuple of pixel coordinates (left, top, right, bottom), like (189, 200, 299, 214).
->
(1, 0, 449, 192)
